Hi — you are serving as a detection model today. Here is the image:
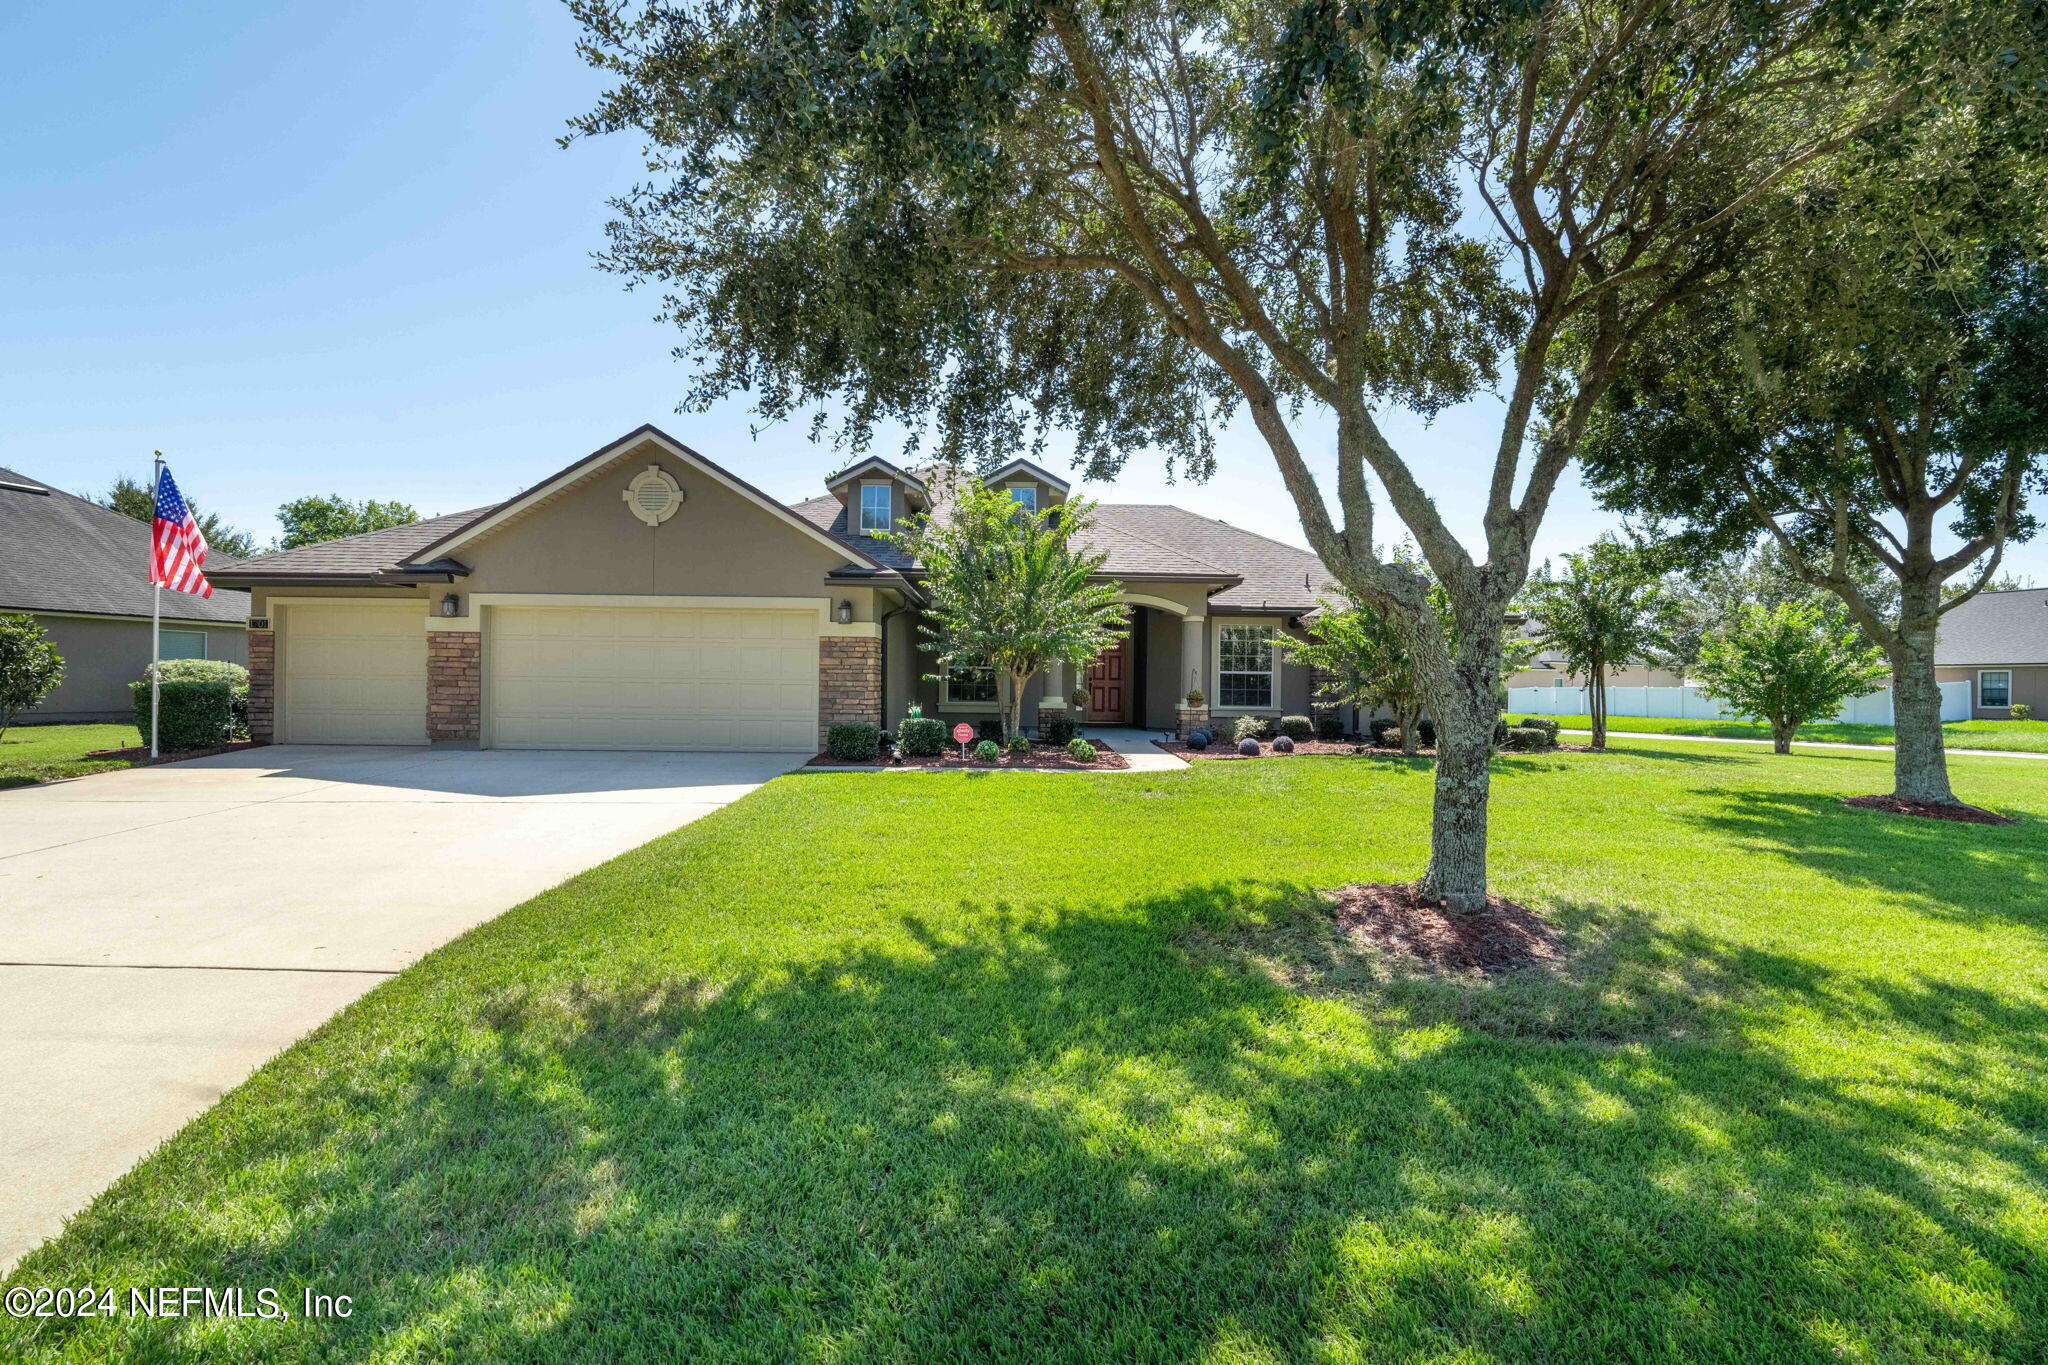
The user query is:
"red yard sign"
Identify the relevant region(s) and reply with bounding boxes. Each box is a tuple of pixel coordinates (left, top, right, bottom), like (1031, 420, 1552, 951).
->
(951, 723, 975, 745)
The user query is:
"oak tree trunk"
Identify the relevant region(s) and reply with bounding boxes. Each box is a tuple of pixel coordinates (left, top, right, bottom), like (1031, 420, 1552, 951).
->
(1418, 640, 1501, 911)
(1771, 720, 1793, 755)
(1888, 619, 1956, 806)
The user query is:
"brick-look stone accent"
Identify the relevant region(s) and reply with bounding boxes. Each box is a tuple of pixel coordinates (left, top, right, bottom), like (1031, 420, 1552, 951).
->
(1175, 703, 1210, 739)
(246, 629, 275, 741)
(819, 636, 882, 745)
(427, 631, 482, 742)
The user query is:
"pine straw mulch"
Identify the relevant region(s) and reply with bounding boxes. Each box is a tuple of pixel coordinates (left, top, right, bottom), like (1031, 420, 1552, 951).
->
(1843, 794, 2016, 825)
(807, 745, 1129, 771)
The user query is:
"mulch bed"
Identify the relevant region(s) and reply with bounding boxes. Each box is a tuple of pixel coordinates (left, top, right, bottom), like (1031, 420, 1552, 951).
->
(1843, 794, 2016, 825)
(82, 740, 266, 767)
(1326, 882, 1560, 975)
(1156, 738, 1404, 760)
(808, 746, 1130, 771)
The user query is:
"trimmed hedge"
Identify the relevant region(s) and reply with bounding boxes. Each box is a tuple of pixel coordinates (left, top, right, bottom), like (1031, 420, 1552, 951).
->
(1278, 715, 1314, 741)
(973, 738, 1001, 762)
(826, 723, 882, 761)
(130, 679, 233, 751)
(1040, 712, 1082, 746)
(1317, 716, 1343, 740)
(1272, 735, 1296, 753)
(1006, 734, 1031, 753)
(1502, 724, 1556, 752)
(897, 716, 946, 757)
(146, 658, 250, 737)
(1515, 715, 1561, 739)
(1067, 738, 1097, 763)
(1236, 736, 1261, 756)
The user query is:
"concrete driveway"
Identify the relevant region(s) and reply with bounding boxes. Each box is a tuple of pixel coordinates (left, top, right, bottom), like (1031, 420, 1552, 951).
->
(0, 744, 798, 1272)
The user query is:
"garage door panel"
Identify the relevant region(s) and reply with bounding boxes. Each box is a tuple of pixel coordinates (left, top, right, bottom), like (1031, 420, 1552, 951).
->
(281, 605, 428, 745)
(487, 606, 819, 752)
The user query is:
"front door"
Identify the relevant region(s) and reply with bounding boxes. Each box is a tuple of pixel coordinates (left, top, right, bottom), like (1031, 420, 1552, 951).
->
(1085, 638, 1128, 723)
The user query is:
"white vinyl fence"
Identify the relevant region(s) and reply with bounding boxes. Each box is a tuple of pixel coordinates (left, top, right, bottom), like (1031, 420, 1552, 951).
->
(1507, 681, 1970, 727)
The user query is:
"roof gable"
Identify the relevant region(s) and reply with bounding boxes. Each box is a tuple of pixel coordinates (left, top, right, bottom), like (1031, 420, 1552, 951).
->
(1935, 587, 2048, 666)
(824, 456, 926, 495)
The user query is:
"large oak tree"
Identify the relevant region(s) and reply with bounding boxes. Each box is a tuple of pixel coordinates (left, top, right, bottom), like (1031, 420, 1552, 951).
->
(569, 0, 1993, 905)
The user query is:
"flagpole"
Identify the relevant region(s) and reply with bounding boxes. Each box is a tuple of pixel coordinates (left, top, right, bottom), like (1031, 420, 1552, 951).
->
(150, 452, 164, 758)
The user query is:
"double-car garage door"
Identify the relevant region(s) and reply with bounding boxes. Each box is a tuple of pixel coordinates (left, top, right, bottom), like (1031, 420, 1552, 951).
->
(279, 602, 819, 751)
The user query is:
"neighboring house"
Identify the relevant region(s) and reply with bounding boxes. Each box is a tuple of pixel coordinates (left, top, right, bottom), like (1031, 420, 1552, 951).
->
(1, 468, 249, 722)
(1503, 616, 1684, 691)
(1934, 587, 2048, 719)
(209, 425, 1339, 752)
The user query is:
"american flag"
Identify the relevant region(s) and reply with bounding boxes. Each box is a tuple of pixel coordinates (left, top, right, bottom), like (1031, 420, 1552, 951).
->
(150, 464, 212, 598)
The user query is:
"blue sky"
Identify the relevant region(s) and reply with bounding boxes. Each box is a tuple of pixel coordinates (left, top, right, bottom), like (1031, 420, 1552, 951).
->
(6, 3, 2039, 583)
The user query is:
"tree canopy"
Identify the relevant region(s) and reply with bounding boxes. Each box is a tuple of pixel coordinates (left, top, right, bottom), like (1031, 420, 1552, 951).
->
(1692, 602, 1888, 754)
(275, 495, 421, 551)
(1521, 537, 1676, 749)
(94, 476, 256, 559)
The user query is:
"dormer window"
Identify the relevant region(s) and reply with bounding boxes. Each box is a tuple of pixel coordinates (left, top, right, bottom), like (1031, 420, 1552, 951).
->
(1007, 485, 1038, 518)
(859, 484, 893, 535)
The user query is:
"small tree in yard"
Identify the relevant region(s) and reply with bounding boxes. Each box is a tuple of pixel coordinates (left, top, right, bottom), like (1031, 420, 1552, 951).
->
(883, 481, 1126, 741)
(0, 614, 65, 741)
(1522, 538, 1678, 751)
(1692, 603, 1887, 754)
(1290, 596, 1428, 755)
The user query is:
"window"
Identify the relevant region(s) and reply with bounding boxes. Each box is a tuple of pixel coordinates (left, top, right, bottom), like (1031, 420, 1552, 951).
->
(159, 629, 207, 661)
(1007, 485, 1038, 517)
(859, 483, 893, 535)
(1218, 624, 1275, 709)
(1979, 670, 2013, 708)
(943, 661, 998, 704)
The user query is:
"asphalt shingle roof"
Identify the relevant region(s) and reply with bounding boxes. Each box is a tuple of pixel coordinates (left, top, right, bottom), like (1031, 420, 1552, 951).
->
(0, 467, 248, 623)
(1935, 588, 2048, 666)
(221, 508, 493, 577)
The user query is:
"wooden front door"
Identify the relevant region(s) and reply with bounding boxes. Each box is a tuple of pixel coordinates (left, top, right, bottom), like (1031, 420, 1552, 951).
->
(1085, 638, 1128, 723)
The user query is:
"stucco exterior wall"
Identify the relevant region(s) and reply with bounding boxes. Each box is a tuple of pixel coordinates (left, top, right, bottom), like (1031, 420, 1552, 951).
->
(18, 613, 248, 723)
(1936, 664, 2048, 719)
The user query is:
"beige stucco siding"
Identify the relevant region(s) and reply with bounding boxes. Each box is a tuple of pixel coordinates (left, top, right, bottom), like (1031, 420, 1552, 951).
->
(1936, 665, 2048, 719)
(18, 613, 247, 723)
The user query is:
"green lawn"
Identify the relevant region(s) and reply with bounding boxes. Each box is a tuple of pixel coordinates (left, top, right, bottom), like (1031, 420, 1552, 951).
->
(1533, 711, 2048, 752)
(7, 743, 2046, 1362)
(0, 723, 143, 789)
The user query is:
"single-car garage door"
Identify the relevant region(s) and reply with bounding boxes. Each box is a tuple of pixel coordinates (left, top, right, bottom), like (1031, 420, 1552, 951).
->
(280, 602, 428, 744)
(487, 606, 818, 752)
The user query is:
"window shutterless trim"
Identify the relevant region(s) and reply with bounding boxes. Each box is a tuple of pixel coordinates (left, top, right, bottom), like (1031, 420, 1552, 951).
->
(1977, 669, 2013, 708)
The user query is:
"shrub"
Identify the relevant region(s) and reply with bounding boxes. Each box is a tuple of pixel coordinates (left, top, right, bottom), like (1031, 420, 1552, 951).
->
(1236, 736, 1261, 756)
(1186, 729, 1210, 751)
(0, 613, 65, 739)
(2012, 703, 2035, 721)
(826, 723, 882, 761)
(1278, 714, 1314, 741)
(1493, 718, 1509, 746)
(897, 715, 946, 757)
(130, 679, 232, 751)
(1502, 724, 1556, 752)
(1516, 715, 1561, 739)
(973, 738, 1001, 762)
(146, 658, 250, 737)
(977, 719, 1006, 745)
(1067, 738, 1097, 763)
(1272, 734, 1296, 753)
(1317, 715, 1343, 740)
(1232, 714, 1268, 743)
(1007, 734, 1031, 753)
(1040, 712, 1081, 745)
(1418, 718, 1436, 748)
(1369, 717, 1398, 745)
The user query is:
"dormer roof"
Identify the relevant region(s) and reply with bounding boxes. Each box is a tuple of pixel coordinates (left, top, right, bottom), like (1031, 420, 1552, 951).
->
(824, 456, 927, 495)
(987, 457, 1071, 493)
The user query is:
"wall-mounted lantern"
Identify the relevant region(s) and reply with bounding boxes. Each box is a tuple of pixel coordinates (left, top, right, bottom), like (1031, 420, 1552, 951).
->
(440, 593, 461, 618)
(835, 600, 854, 625)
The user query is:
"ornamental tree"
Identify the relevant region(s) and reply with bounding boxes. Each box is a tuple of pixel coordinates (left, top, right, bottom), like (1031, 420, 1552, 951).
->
(0, 614, 65, 740)
(882, 480, 1127, 740)
(1290, 592, 1429, 754)
(569, 0, 1989, 906)
(1582, 100, 2048, 807)
(1521, 537, 1677, 750)
(1691, 602, 1888, 754)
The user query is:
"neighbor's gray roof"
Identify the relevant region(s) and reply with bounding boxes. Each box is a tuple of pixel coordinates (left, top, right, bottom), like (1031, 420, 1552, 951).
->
(1935, 588, 2048, 666)
(0, 466, 249, 624)
(216, 507, 492, 579)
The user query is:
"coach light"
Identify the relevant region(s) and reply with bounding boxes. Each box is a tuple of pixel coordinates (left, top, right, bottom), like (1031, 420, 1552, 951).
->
(836, 600, 854, 625)
(441, 593, 461, 618)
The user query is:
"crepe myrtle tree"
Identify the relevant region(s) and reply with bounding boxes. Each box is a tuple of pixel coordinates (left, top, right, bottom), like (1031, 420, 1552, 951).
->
(568, 0, 1979, 906)
(881, 480, 1126, 741)
(1692, 602, 1888, 754)
(1521, 536, 1677, 751)
(0, 614, 65, 741)
(1582, 99, 2048, 807)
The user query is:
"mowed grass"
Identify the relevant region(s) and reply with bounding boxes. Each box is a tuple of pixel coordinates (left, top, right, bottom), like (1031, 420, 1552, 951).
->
(1538, 711, 2048, 752)
(6, 743, 2047, 1363)
(0, 722, 142, 788)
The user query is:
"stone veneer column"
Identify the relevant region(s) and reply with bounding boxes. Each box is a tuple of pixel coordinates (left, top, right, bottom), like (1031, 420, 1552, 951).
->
(819, 636, 882, 745)
(246, 629, 275, 742)
(427, 631, 482, 743)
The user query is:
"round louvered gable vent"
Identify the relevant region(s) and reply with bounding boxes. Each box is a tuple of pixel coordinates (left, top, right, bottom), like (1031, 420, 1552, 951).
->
(622, 464, 685, 526)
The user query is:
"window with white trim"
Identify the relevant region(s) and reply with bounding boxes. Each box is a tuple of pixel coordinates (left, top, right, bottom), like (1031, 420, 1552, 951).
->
(1007, 485, 1038, 517)
(859, 484, 893, 535)
(1218, 625, 1275, 709)
(159, 629, 207, 661)
(1979, 670, 2013, 708)
(943, 661, 998, 704)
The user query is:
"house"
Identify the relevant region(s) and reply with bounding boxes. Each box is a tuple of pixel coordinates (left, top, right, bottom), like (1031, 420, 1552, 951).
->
(1, 468, 249, 722)
(1934, 587, 2048, 718)
(208, 425, 1339, 751)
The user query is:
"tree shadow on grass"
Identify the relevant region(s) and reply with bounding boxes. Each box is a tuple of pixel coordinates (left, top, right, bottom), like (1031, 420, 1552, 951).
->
(9, 887, 2046, 1363)
(1680, 787, 2047, 931)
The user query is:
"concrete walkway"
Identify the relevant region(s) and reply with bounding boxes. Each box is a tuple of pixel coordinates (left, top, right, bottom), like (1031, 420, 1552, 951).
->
(0, 745, 798, 1273)
(1086, 727, 1190, 771)
(1567, 728, 2048, 761)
